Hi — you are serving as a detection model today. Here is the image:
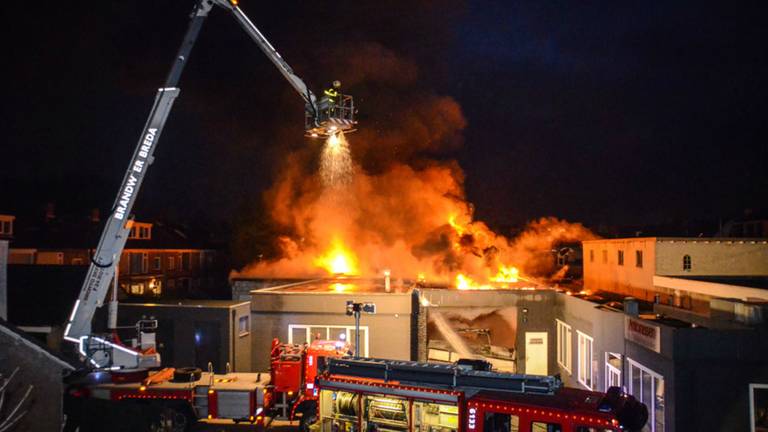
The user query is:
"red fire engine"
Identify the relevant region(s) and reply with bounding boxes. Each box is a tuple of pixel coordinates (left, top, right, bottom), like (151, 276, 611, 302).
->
(268, 338, 352, 429)
(313, 357, 648, 432)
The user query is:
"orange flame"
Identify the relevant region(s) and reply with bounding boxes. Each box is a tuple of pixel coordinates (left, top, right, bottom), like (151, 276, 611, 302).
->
(455, 273, 493, 290)
(491, 265, 520, 284)
(314, 237, 358, 275)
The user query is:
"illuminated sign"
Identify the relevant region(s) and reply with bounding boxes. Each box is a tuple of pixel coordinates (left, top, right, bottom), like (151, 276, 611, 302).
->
(625, 317, 660, 353)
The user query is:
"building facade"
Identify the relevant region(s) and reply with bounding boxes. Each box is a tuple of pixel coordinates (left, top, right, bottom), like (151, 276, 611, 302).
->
(7, 217, 223, 299)
(583, 237, 768, 309)
(115, 300, 252, 373)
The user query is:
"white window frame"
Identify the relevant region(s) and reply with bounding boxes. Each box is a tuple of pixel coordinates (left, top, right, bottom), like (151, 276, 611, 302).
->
(577, 330, 594, 390)
(749, 383, 768, 432)
(288, 324, 369, 357)
(141, 252, 149, 273)
(627, 358, 664, 432)
(238, 315, 250, 337)
(555, 319, 572, 373)
(605, 352, 622, 391)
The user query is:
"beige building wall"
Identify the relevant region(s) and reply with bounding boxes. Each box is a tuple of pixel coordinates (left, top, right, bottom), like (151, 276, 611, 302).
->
(584, 237, 768, 306)
(583, 238, 657, 299)
(249, 291, 414, 371)
(655, 238, 768, 276)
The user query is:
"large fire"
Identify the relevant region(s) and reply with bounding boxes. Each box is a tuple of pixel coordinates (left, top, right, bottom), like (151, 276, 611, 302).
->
(313, 237, 358, 275)
(231, 46, 598, 286)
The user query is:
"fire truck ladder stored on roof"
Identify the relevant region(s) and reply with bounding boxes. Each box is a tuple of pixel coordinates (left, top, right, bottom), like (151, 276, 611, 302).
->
(326, 358, 562, 396)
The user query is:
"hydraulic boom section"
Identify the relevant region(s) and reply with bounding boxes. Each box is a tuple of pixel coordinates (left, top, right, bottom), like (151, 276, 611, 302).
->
(63, 0, 356, 369)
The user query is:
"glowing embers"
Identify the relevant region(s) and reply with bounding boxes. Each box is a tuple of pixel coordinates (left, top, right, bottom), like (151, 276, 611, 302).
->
(314, 237, 359, 276)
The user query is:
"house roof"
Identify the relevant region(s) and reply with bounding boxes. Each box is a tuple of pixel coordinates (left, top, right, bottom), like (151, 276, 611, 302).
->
(9, 217, 218, 250)
(0, 318, 77, 370)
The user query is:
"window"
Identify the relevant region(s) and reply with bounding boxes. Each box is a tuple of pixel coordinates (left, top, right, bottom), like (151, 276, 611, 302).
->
(682, 254, 691, 271)
(618, 250, 624, 266)
(532, 422, 562, 432)
(605, 352, 622, 390)
(130, 283, 144, 295)
(168, 256, 176, 270)
(288, 324, 368, 356)
(129, 253, 143, 273)
(556, 320, 572, 373)
(0, 219, 12, 236)
(628, 359, 664, 432)
(635, 250, 643, 268)
(589, 249, 594, 262)
(750, 383, 768, 432)
(181, 252, 190, 271)
(141, 253, 149, 273)
(238, 315, 250, 336)
(128, 222, 152, 240)
(601, 250, 607, 264)
(148, 279, 161, 296)
(577, 331, 594, 390)
(154, 256, 162, 270)
(484, 412, 520, 432)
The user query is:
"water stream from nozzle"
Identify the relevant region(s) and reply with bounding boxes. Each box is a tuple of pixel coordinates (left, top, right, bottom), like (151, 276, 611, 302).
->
(320, 132, 353, 189)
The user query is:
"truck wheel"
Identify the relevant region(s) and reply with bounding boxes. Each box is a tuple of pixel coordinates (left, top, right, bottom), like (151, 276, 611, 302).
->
(151, 406, 192, 432)
(299, 403, 318, 432)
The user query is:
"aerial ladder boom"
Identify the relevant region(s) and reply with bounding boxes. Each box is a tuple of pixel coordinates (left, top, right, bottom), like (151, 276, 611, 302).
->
(63, 0, 356, 369)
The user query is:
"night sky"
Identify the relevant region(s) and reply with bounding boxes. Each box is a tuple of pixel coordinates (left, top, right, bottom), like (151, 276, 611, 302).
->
(4, 1, 767, 232)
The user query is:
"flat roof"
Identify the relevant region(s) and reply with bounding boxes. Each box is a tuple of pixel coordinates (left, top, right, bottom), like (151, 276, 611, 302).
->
(583, 237, 768, 244)
(121, 299, 250, 309)
(249, 277, 419, 294)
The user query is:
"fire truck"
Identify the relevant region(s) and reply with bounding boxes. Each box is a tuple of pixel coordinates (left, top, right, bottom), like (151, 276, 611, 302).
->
(313, 357, 648, 432)
(269, 338, 352, 430)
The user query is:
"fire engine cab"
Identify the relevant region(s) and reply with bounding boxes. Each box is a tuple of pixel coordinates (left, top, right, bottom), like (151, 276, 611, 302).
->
(314, 358, 648, 432)
(269, 338, 352, 430)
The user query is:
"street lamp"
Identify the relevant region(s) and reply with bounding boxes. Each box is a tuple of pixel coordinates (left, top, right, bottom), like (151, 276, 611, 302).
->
(345, 300, 376, 358)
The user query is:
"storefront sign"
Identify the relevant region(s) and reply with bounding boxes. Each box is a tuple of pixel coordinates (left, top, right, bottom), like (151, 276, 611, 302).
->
(625, 317, 661, 353)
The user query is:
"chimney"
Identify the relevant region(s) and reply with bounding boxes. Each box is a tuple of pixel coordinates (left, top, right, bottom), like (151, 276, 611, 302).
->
(624, 297, 639, 317)
(90, 208, 100, 223)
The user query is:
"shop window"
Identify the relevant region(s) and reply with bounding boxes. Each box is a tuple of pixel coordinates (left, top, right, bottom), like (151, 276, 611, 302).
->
(628, 359, 664, 432)
(238, 315, 250, 336)
(577, 331, 594, 390)
(288, 324, 368, 356)
(532, 422, 562, 432)
(484, 412, 520, 432)
(556, 319, 572, 373)
(618, 250, 624, 266)
(682, 254, 691, 271)
(635, 250, 643, 268)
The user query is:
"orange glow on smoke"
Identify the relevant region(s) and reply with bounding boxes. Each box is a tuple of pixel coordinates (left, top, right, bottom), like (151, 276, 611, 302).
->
(314, 237, 358, 275)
